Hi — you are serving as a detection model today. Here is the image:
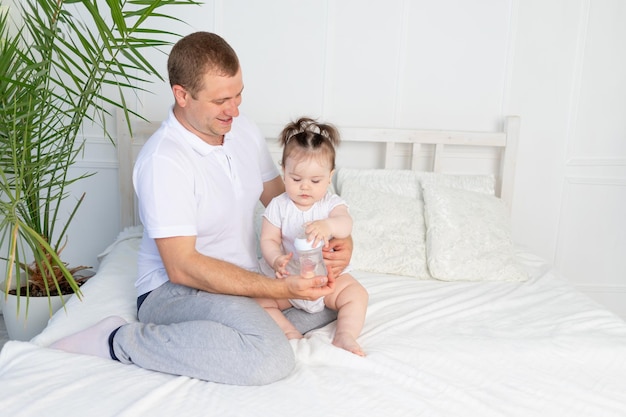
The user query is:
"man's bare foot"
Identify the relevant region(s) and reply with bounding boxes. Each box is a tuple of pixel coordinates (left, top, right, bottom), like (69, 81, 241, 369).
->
(285, 330, 304, 340)
(332, 332, 365, 357)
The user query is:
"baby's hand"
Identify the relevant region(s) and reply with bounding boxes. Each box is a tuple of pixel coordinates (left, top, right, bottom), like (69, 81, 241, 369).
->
(273, 253, 293, 279)
(304, 220, 332, 248)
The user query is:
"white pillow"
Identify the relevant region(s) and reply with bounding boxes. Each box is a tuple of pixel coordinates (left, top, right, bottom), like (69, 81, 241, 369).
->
(340, 183, 431, 279)
(417, 172, 495, 196)
(335, 168, 496, 279)
(422, 183, 527, 282)
(336, 168, 421, 198)
(337, 168, 495, 198)
(32, 227, 143, 346)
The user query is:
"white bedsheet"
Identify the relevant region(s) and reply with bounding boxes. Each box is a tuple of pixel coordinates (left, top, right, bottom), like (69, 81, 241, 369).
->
(1, 228, 625, 416)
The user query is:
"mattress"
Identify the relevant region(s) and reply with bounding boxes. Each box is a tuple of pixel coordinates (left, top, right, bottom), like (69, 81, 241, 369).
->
(1, 227, 625, 416)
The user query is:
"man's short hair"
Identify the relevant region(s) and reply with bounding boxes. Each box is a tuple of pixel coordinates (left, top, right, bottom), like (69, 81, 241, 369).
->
(168, 31, 240, 97)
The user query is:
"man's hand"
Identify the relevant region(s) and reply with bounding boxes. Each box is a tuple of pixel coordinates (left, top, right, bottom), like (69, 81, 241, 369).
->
(322, 236, 353, 277)
(284, 271, 336, 301)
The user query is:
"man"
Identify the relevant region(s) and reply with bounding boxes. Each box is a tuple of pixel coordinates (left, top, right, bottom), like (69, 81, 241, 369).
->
(51, 32, 352, 385)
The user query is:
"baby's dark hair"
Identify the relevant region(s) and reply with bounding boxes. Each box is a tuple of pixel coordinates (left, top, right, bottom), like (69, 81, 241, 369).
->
(279, 117, 340, 169)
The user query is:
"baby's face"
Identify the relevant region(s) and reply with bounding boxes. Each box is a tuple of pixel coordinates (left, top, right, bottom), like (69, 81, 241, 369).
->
(283, 155, 333, 210)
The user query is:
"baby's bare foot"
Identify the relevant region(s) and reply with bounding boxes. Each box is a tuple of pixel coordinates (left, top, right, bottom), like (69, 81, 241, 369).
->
(285, 330, 304, 340)
(332, 332, 365, 357)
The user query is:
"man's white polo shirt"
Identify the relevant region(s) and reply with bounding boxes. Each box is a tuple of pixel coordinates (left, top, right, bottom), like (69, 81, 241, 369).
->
(133, 109, 279, 296)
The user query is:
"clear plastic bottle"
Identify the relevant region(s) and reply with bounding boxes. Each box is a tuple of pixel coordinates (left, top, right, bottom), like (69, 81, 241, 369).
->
(294, 237, 327, 278)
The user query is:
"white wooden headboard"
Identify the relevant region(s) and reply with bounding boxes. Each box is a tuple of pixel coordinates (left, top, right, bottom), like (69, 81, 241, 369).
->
(116, 111, 520, 229)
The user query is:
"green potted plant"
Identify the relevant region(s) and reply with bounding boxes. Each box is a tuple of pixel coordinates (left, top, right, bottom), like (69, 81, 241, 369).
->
(0, 0, 198, 340)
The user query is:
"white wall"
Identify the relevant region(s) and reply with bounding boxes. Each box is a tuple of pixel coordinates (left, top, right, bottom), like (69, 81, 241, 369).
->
(66, 0, 625, 317)
(507, 0, 626, 317)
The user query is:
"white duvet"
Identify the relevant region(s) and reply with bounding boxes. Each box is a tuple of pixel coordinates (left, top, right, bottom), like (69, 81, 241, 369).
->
(1, 228, 625, 417)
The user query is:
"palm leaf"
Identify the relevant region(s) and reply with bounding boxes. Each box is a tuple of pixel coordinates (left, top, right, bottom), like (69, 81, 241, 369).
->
(0, 0, 200, 313)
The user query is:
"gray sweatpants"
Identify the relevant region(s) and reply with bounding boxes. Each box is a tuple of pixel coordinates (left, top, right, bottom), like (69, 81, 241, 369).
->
(111, 281, 336, 385)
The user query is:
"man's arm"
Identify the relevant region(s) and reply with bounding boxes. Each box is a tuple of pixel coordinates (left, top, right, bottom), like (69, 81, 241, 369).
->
(155, 235, 334, 300)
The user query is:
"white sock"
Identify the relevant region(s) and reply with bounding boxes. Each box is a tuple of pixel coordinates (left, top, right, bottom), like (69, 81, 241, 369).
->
(49, 316, 127, 359)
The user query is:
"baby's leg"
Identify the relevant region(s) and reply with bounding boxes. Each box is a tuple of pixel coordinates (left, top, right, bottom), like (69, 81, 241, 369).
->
(256, 298, 303, 340)
(323, 273, 368, 356)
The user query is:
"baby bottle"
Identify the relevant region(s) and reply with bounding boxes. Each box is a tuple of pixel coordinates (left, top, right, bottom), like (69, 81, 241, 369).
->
(294, 237, 327, 278)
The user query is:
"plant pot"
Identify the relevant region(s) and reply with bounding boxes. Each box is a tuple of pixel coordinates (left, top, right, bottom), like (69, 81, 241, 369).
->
(0, 282, 72, 342)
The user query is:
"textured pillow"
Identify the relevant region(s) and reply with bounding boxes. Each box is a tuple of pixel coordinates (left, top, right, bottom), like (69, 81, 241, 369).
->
(336, 168, 421, 198)
(340, 183, 431, 279)
(417, 172, 495, 196)
(335, 168, 497, 279)
(422, 183, 527, 282)
(336, 168, 495, 198)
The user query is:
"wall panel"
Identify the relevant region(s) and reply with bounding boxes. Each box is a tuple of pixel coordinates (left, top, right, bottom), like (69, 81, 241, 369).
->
(556, 178, 626, 317)
(223, 1, 328, 123)
(397, 0, 512, 131)
(556, 0, 626, 316)
(570, 0, 626, 160)
(324, 0, 405, 126)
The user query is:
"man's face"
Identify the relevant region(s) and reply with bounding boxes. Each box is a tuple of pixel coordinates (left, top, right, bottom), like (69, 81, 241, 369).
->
(173, 68, 244, 145)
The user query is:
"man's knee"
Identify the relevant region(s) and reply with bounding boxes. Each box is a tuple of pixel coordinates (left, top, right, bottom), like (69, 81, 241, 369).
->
(248, 336, 295, 385)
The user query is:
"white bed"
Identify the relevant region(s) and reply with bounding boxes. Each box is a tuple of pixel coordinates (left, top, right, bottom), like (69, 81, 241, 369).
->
(1, 115, 625, 417)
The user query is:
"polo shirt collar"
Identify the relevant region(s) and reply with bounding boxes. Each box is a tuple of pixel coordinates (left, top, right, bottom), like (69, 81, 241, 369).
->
(166, 107, 234, 156)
